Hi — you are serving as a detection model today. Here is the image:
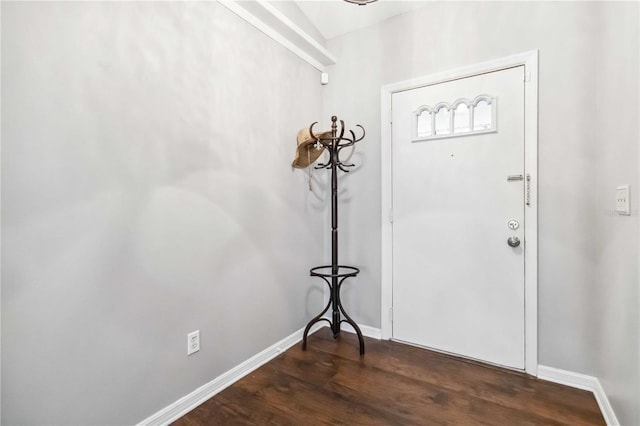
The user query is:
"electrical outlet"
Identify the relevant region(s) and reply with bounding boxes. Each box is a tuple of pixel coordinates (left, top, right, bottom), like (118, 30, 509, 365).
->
(616, 185, 630, 215)
(187, 330, 200, 355)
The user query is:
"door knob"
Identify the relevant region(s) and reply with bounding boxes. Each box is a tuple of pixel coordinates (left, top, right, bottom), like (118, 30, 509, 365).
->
(507, 236, 521, 248)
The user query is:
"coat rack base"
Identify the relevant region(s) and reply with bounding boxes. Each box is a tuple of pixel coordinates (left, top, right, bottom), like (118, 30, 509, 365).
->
(301, 265, 365, 355)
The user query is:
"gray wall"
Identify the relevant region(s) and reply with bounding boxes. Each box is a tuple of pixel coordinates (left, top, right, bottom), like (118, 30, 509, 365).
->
(323, 1, 639, 424)
(2, 1, 638, 424)
(1, 2, 324, 424)
(593, 2, 640, 424)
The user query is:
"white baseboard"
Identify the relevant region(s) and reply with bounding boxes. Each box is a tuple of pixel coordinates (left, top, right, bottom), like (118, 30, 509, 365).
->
(537, 365, 619, 426)
(143, 331, 617, 426)
(339, 322, 382, 340)
(137, 323, 325, 426)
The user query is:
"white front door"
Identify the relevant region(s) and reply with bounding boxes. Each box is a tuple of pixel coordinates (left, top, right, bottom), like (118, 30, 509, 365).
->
(391, 66, 526, 369)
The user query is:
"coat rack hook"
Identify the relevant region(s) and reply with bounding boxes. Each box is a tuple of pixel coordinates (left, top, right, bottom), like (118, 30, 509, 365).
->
(308, 121, 319, 141)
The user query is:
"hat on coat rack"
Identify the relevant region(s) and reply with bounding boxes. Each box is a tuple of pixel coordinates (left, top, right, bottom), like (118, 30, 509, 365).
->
(292, 128, 332, 169)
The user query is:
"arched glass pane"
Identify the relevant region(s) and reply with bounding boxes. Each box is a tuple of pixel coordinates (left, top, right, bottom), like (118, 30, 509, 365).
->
(453, 103, 470, 134)
(416, 110, 431, 137)
(434, 106, 450, 135)
(473, 100, 492, 131)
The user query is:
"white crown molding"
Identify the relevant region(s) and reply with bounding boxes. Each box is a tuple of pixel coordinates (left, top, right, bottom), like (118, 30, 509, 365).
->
(537, 365, 619, 426)
(218, 0, 336, 72)
(137, 323, 326, 426)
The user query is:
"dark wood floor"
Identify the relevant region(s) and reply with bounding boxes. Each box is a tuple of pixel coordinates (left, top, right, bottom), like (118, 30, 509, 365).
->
(173, 327, 605, 425)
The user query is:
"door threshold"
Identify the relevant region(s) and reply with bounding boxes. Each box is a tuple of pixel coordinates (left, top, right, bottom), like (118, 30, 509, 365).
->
(391, 338, 527, 375)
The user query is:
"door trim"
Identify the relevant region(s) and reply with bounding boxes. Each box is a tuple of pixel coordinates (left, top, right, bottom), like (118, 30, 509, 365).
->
(380, 50, 539, 375)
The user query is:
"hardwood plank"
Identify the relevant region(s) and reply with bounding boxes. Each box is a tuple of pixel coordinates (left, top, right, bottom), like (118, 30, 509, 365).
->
(240, 363, 406, 425)
(305, 330, 603, 425)
(173, 327, 605, 425)
(172, 385, 294, 426)
(304, 344, 564, 425)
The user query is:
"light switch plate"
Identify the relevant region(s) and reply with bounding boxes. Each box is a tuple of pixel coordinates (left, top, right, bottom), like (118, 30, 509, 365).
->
(616, 185, 630, 215)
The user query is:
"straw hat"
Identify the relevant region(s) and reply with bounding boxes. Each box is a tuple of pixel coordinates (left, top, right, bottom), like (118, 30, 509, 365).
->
(292, 128, 333, 169)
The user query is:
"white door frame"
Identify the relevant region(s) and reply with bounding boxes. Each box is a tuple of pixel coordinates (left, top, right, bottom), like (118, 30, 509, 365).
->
(380, 50, 539, 376)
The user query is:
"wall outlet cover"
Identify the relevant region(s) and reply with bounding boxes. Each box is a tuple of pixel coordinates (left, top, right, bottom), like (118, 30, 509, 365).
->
(187, 330, 200, 355)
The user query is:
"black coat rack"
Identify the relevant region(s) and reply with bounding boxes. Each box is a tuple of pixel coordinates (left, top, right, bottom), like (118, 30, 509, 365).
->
(302, 115, 366, 355)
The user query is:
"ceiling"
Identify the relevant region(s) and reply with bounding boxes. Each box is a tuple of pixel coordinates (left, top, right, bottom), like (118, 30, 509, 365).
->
(294, 0, 429, 40)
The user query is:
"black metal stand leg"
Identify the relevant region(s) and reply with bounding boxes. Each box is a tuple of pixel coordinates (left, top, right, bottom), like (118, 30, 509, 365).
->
(302, 297, 332, 350)
(337, 283, 365, 355)
(302, 270, 364, 355)
(331, 276, 340, 338)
